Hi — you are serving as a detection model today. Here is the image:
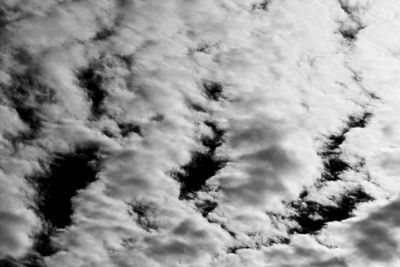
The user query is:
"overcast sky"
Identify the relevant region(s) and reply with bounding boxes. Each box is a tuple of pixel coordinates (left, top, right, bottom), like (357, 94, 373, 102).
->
(1, 0, 400, 266)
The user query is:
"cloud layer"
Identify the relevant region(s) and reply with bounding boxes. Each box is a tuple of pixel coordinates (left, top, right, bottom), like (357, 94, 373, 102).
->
(1, 0, 400, 266)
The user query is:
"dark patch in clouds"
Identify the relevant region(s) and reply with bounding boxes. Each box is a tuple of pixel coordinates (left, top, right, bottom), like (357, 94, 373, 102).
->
(117, 122, 142, 137)
(321, 157, 349, 182)
(0, 253, 47, 267)
(347, 68, 381, 100)
(202, 81, 223, 102)
(289, 187, 373, 234)
(346, 112, 372, 129)
(252, 0, 272, 11)
(77, 61, 108, 118)
(338, 24, 365, 42)
(337, 0, 365, 43)
(226, 245, 252, 254)
(27, 144, 102, 256)
(285, 112, 374, 234)
(187, 99, 207, 113)
(338, 0, 354, 16)
(151, 113, 165, 122)
(173, 121, 226, 199)
(202, 121, 225, 151)
(323, 112, 372, 153)
(174, 146, 225, 199)
(93, 27, 115, 42)
(31, 226, 59, 258)
(320, 112, 372, 182)
(195, 199, 218, 217)
(206, 217, 237, 239)
(190, 44, 213, 55)
(128, 202, 157, 232)
(32, 145, 102, 228)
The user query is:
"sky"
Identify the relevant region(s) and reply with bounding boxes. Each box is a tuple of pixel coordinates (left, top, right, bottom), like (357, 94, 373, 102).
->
(1, 0, 400, 266)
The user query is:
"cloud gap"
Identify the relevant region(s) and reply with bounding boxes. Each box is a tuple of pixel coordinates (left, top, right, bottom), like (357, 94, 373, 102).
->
(319, 112, 372, 182)
(337, 0, 365, 43)
(195, 199, 218, 218)
(252, 0, 272, 11)
(281, 112, 374, 235)
(289, 187, 373, 234)
(173, 121, 227, 200)
(202, 81, 224, 102)
(76, 62, 108, 118)
(117, 122, 142, 137)
(28, 144, 102, 256)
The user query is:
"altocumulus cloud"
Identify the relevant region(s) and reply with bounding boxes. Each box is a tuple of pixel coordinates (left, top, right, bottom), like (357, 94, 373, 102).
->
(1, 0, 400, 266)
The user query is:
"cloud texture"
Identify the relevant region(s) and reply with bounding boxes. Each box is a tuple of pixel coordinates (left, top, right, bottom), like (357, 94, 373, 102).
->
(1, 0, 400, 266)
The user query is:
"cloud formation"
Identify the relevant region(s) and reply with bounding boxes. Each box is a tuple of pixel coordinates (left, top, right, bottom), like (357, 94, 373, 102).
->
(1, 0, 400, 266)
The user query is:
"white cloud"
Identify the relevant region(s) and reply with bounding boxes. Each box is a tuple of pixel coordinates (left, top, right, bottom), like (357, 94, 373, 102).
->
(2, 0, 400, 266)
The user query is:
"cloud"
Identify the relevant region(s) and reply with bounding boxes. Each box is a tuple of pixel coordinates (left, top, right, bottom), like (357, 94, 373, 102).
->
(336, 197, 400, 265)
(0, 170, 39, 258)
(1, 0, 400, 266)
